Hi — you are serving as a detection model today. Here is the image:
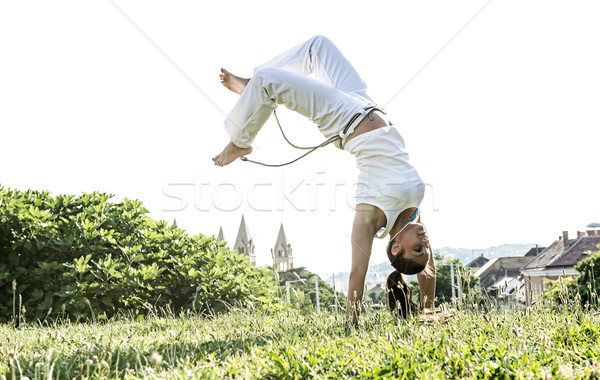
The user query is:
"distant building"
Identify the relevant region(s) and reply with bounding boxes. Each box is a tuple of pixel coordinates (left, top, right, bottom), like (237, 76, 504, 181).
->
(367, 284, 384, 293)
(465, 254, 489, 273)
(521, 230, 600, 305)
(475, 256, 533, 291)
(487, 277, 525, 302)
(524, 245, 545, 257)
(218, 217, 297, 269)
(217, 226, 226, 242)
(233, 215, 256, 266)
(273, 223, 293, 272)
(467, 245, 550, 302)
(216, 226, 228, 249)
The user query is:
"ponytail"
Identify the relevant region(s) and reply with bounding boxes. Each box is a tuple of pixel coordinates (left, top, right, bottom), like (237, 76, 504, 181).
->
(385, 270, 418, 318)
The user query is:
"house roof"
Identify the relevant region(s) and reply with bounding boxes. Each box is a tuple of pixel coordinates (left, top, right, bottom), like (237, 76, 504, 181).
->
(474, 258, 497, 278)
(488, 276, 523, 292)
(546, 236, 600, 268)
(474, 256, 532, 278)
(522, 239, 573, 270)
(368, 284, 384, 293)
(466, 255, 489, 268)
(488, 277, 526, 301)
(524, 246, 545, 257)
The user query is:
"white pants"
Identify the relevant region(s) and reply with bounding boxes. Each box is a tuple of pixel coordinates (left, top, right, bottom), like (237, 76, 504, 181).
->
(224, 35, 375, 149)
(224, 36, 423, 238)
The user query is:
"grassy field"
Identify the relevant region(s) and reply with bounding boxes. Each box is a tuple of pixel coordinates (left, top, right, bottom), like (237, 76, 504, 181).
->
(1, 302, 599, 379)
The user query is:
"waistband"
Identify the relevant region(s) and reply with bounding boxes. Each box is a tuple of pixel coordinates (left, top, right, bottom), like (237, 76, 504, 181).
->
(343, 124, 395, 154)
(336, 105, 379, 148)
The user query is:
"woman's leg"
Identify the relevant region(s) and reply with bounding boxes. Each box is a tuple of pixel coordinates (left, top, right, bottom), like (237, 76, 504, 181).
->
(255, 35, 373, 102)
(217, 67, 369, 165)
(215, 36, 375, 166)
(213, 69, 253, 166)
(347, 203, 386, 323)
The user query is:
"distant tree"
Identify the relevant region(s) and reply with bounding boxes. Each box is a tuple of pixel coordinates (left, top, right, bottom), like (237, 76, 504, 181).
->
(277, 267, 339, 312)
(545, 247, 600, 307)
(411, 253, 479, 305)
(367, 289, 386, 306)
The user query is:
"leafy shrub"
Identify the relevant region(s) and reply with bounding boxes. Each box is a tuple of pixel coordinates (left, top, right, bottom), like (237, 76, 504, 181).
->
(0, 186, 279, 323)
(545, 248, 600, 307)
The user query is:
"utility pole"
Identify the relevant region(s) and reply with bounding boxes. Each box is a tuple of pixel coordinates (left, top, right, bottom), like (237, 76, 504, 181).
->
(450, 262, 456, 302)
(315, 276, 320, 312)
(333, 273, 338, 313)
(456, 265, 462, 303)
(285, 279, 305, 303)
(285, 273, 306, 304)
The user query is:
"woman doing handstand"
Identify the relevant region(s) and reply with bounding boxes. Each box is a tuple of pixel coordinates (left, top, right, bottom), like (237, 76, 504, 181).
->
(213, 36, 436, 322)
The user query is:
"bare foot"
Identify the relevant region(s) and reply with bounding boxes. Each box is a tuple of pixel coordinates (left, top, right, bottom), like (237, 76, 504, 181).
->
(220, 68, 250, 95)
(213, 141, 253, 167)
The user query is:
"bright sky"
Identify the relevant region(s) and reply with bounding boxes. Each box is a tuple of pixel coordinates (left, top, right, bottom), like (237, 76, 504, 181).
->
(1, 1, 599, 278)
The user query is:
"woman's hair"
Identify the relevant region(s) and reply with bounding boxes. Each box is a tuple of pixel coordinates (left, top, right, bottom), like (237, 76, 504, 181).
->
(386, 270, 418, 318)
(386, 240, 436, 277)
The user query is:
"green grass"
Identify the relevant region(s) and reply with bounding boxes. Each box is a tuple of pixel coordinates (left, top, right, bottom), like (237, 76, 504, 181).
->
(1, 303, 599, 379)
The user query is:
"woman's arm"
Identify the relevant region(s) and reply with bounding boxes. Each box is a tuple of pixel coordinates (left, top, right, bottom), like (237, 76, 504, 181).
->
(347, 257, 369, 323)
(417, 249, 436, 309)
(346, 205, 383, 323)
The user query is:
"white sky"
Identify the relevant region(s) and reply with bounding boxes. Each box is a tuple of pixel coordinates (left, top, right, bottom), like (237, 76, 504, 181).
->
(1, 1, 599, 278)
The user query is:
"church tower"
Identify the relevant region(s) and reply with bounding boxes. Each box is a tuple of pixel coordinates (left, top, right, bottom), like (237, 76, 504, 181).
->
(234, 215, 256, 266)
(217, 226, 226, 242)
(273, 223, 293, 272)
(217, 226, 228, 249)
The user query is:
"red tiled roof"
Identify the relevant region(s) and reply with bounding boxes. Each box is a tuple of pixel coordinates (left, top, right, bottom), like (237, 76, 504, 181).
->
(546, 236, 600, 268)
(522, 239, 573, 270)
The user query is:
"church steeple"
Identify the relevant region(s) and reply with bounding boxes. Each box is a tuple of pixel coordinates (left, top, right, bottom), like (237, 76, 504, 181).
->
(217, 226, 228, 249)
(234, 215, 256, 266)
(273, 223, 293, 272)
(217, 226, 226, 242)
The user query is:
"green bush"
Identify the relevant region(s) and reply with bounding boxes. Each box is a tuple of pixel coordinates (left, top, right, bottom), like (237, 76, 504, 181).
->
(0, 186, 279, 323)
(545, 248, 600, 307)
